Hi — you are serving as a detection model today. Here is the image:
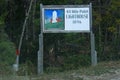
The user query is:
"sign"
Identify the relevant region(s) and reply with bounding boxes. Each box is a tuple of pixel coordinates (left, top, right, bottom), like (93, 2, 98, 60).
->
(65, 8, 90, 31)
(38, 3, 97, 75)
(42, 5, 91, 33)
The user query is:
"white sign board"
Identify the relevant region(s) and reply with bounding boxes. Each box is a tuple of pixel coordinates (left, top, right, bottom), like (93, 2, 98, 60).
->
(42, 5, 91, 33)
(65, 8, 90, 31)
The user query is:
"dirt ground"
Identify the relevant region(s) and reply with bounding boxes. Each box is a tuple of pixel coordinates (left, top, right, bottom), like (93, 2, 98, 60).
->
(71, 69, 120, 80)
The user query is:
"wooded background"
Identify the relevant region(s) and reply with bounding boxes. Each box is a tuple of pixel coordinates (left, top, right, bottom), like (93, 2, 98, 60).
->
(0, 0, 120, 74)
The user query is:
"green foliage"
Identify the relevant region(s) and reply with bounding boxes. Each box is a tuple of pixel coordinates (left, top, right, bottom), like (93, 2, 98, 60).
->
(0, 11, 7, 24)
(0, 39, 16, 75)
(0, 0, 120, 74)
(63, 54, 90, 70)
(0, 0, 7, 24)
(17, 61, 36, 75)
(108, 26, 116, 33)
(0, 30, 8, 41)
(34, 19, 40, 27)
(93, 11, 102, 26)
(116, 19, 120, 25)
(0, 0, 15, 72)
(45, 54, 90, 73)
(0, 41, 16, 65)
(0, 28, 15, 61)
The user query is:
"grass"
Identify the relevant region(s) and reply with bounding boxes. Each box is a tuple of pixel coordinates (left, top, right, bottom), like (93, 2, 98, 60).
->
(0, 61, 120, 80)
(35, 60, 120, 80)
(45, 21, 64, 30)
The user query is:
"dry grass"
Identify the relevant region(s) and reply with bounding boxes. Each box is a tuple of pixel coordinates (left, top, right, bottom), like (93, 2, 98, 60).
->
(0, 61, 120, 80)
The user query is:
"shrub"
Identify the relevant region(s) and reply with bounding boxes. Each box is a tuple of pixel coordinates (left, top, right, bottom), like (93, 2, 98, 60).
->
(0, 34, 16, 75)
(0, 41, 16, 65)
(63, 54, 91, 70)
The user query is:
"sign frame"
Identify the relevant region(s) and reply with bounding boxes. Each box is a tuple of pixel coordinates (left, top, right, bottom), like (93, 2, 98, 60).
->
(41, 5, 92, 33)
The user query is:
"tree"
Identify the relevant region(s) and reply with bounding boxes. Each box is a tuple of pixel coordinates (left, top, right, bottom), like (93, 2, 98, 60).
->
(0, 0, 16, 72)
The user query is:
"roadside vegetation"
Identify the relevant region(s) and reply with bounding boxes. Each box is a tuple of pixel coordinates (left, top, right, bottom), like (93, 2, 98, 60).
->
(0, 0, 120, 79)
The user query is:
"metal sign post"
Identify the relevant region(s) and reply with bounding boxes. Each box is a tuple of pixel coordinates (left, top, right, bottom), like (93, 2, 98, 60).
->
(38, 33, 43, 74)
(90, 32, 97, 66)
(38, 4, 44, 75)
(90, 3, 97, 66)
